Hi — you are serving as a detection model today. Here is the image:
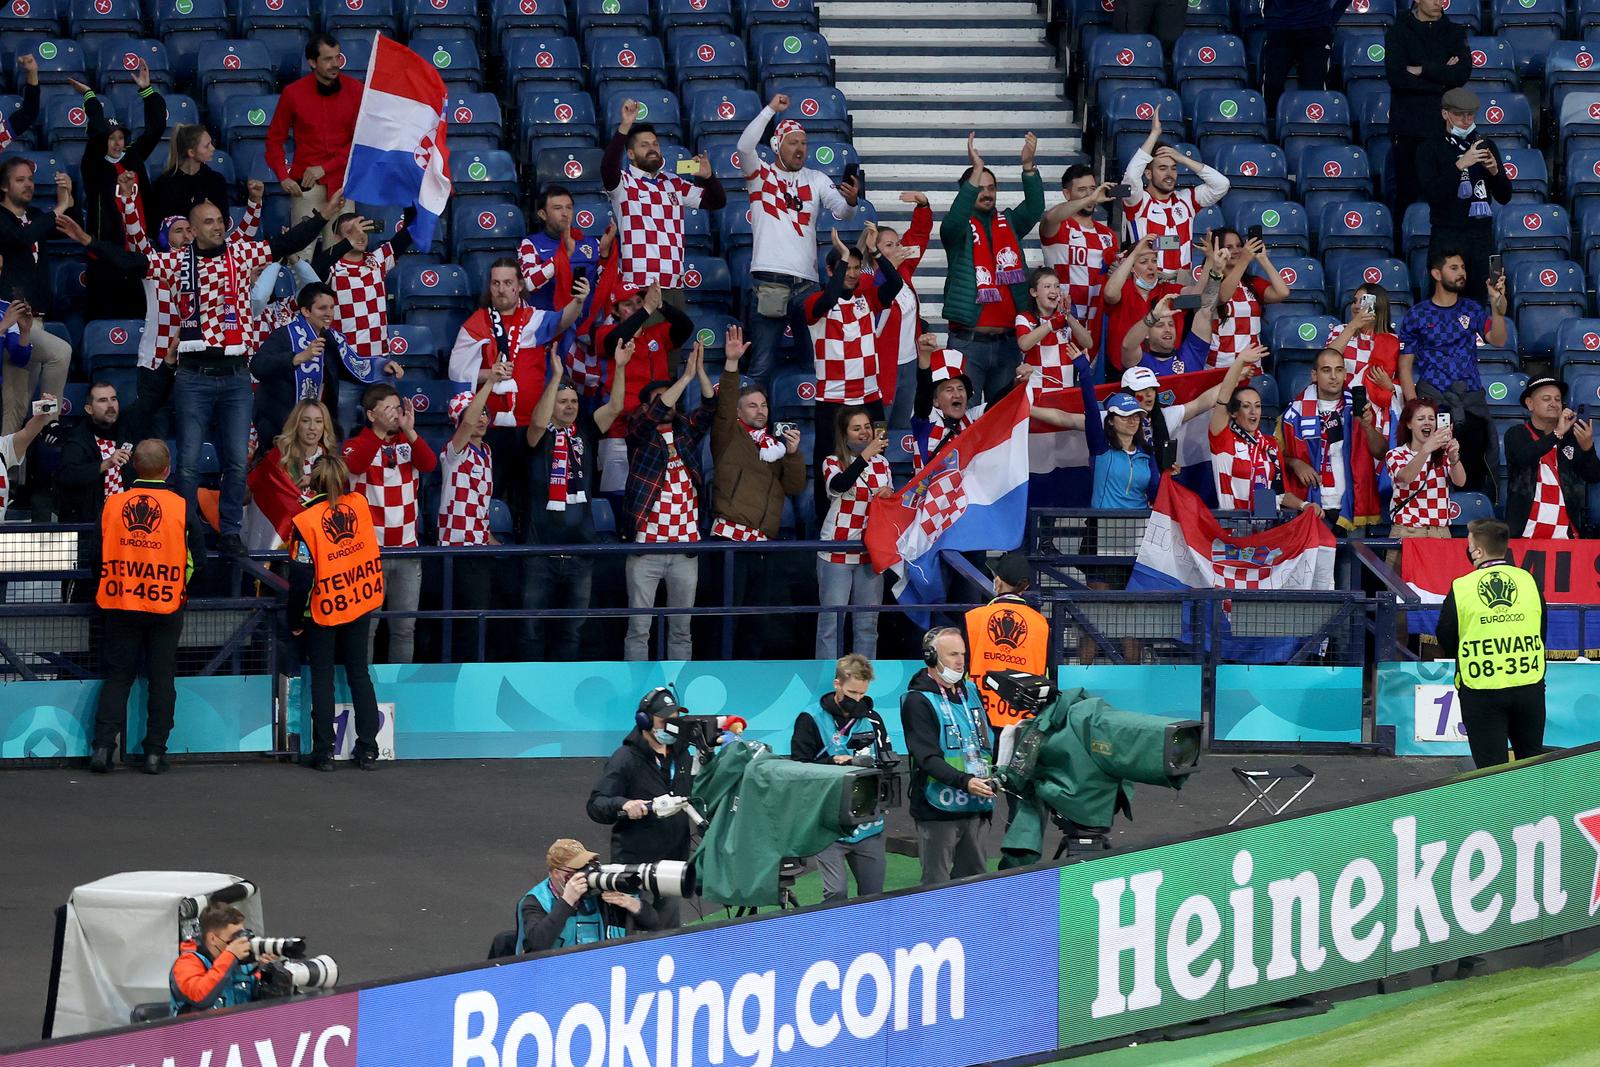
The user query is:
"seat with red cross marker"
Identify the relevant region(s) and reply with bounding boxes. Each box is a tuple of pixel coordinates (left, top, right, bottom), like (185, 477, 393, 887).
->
(1264, 257, 1328, 318)
(1511, 261, 1587, 359)
(409, 31, 483, 91)
(1295, 143, 1371, 220)
(516, 90, 599, 157)
(197, 39, 275, 96)
(1474, 93, 1535, 150)
(598, 87, 683, 142)
(66, 0, 140, 41)
(1102, 87, 1182, 170)
(1565, 149, 1600, 218)
(1172, 34, 1248, 112)
(1495, 203, 1571, 263)
(384, 324, 441, 379)
(678, 256, 732, 314)
(392, 263, 473, 335)
(1465, 36, 1519, 95)
(444, 92, 503, 158)
(672, 31, 750, 90)
(697, 133, 767, 181)
(1275, 90, 1351, 170)
(451, 200, 525, 261)
(1087, 34, 1164, 121)
(1496, 147, 1548, 204)
(737, 0, 818, 33)
(1207, 142, 1289, 204)
(1551, 318, 1600, 373)
(489, 0, 569, 48)
(1560, 93, 1600, 162)
(685, 85, 760, 141)
(1328, 258, 1411, 315)
(83, 319, 144, 375)
(660, 0, 736, 36)
(1490, 0, 1565, 77)
(404, 0, 478, 34)
(587, 32, 668, 92)
(1336, 0, 1395, 30)
(771, 85, 848, 140)
(319, 0, 399, 36)
(1546, 43, 1600, 117)
(534, 146, 604, 196)
(1316, 199, 1393, 258)
(0, 0, 60, 36)
(505, 36, 584, 95)
(42, 93, 93, 152)
(568, 194, 615, 241)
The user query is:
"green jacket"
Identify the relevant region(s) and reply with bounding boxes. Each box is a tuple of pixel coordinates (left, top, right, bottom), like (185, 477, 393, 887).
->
(939, 168, 1045, 329)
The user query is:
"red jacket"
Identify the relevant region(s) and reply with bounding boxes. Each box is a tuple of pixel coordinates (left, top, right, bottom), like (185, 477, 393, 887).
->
(265, 74, 364, 192)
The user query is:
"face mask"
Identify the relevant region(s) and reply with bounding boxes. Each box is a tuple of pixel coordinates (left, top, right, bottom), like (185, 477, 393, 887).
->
(1450, 123, 1475, 140)
(837, 695, 864, 717)
(937, 664, 964, 686)
(846, 439, 868, 453)
(1134, 275, 1156, 292)
(654, 728, 677, 746)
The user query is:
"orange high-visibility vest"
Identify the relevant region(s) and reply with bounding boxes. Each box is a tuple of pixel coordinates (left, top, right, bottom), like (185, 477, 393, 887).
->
(291, 492, 384, 626)
(97, 486, 189, 614)
(965, 596, 1050, 728)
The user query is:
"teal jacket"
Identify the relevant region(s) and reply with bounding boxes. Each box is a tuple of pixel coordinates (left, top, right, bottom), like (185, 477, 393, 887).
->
(939, 169, 1045, 329)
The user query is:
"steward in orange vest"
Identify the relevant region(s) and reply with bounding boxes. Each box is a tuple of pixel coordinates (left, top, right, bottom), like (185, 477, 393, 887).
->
(965, 553, 1050, 731)
(91, 440, 206, 775)
(286, 454, 385, 771)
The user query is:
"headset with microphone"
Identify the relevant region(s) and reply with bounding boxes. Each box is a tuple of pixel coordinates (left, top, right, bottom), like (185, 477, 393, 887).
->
(635, 684, 682, 731)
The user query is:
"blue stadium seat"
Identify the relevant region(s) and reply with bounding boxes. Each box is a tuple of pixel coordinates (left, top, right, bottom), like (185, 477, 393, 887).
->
(240, 0, 308, 31)
(1275, 91, 1351, 166)
(1088, 34, 1165, 116)
(42, 93, 89, 149)
(1329, 257, 1411, 310)
(672, 31, 749, 89)
(445, 92, 504, 156)
(7, 38, 85, 87)
(1552, 317, 1600, 372)
(587, 32, 668, 92)
(1227, 200, 1309, 256)
(1447, 490, 1494, 526)
(1317, 199, 1393, 256)
(660, 0, 736, 35)
(1401, 201, 1431, 258)
(574, 0, 652, 35)
(1474, 92, 1535, 149)
(1438, 0, 1481, 31)
(406, 0, 477, 33)
(1568, 149, 1600, 217)
(1562, 366, 1600, 413)
(739, 0, 817, 32)
(797, 138, 855, 180)
(679, 255, 732, 310)
(599, 87, 683, 142)
(411, 31, 484, 91)
(451, 201, 524, 260)
(219, 94, 277, 151)
(490, 0, 568, 43)
(1182, 0, 1232, 34)
(1271, 314, 1341, 364)
(1490, 0, 1564, 77)
(66, 0, 141, 39)
(1295, 143, 1371, 219)
(154, 0, 230, 37)
(1335, 33, 1387, 93)
(771, 366, 814, 418)
(772, 86, 849, 139)
(1248, 371, 1280, 419)
(1190, 88, 1268, 155)
(1268, 257, 1328, 316)
(1495, 147, 1547, 204)
(0, 0, 61, 35)
(1560, 92, 1600, 161)
(451, 149, 520, 202)
(1512, 260, 1587, 358)
(1467, 36, 1519, 94)
(505, 36, 585, 94)
(1495, 203, 1571, 261)
(1172, 33, 1248, 100)
(1583, 0, 1600, 37)
(1545, 42, 1600, 116)
(1337, 0, 1395, 30)
(686, 85, 761, 140)
(533, 145, 603, 195)
(197, 39, 275, 94)
(392, 261, 473, 321)
(83, 319, 144, 374)
(1207, 141, 1289, 203)
(1353, 84, 1389, 145)
(1103, 88, 1182, 165)
(754, 30, 832, 94)
(516, 90, 599, 155)
(331, 33, 375, 81)
(95, 39, 176, 90)
(320, 0, 400, 35)
(385, 322, 439, 370)
(568, 194, 613, 237)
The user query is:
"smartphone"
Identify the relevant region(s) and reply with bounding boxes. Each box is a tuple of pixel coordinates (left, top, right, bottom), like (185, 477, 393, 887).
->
(1246, 224, 1263, 241)
(1108, 183, 1132, 198)
(1170, 294, 1202, 311)
(1436, 411, 1452, 431)
(1358, 293, 1376, 315)
(1488, 254, 1503, 283)
(1579, 404, 1590, 421)
(30, 397, 57, 417)
(1350, 385, 1368, 419)
(872, 419, 887, 438)
(1156, 234, 1182, 251)
(675, 158, 699, 175)
(1157, 438, 1178, 471)
(842, 161, 861, 187)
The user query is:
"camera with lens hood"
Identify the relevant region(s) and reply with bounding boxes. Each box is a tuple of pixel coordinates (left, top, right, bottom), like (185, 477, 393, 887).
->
(256, 955, 340, 997)
(580, 860, 696, 900)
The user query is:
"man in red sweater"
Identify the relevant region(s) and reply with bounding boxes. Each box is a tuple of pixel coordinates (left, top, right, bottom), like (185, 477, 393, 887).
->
(265, 32, 363, 255)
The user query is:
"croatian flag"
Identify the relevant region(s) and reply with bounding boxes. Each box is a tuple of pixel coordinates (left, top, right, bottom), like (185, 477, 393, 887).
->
(1129, 479, 1335, 593)
(344, 34, 451, 248)
(864, 385, 1032, 616)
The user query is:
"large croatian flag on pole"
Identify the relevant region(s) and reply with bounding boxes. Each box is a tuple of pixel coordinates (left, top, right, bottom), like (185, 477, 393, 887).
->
(343, 34, 451, 248)
(864, 385, 1032, 615)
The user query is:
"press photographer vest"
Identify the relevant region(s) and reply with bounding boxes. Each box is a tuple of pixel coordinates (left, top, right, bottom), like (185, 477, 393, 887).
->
(966, 597, 1050, 728)
(292, 492, 384, 626)
(97, 486, 189, 614)
(168, 944, 255, 1016)
(804, 705, 885, 843)
(517, 879, 626, 950)
(1452, 563, 1545, 691)
(912, 683, 994, 815)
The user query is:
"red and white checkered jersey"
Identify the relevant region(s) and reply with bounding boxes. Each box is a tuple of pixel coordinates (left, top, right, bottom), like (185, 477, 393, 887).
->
(710, 517, 766, 542)
(1522, 448, 1573, 538)
(344, 431, 433, 548)
(1126, 191, 1203, 274)
(0, 432, 21, 515)
(1209, 424, 1280, 511)
(329, 243, 397, 359)
(145, 239, 275, 355)
(1014, 312, 1079, 392)
(120, 189, 175, 369)
(437, 440, 494, 546)
(1210, 277, 1267, 367)
(1042, 214, 1117, 352)
(634, 429, 702, 543)
(1326, 323, 1398, 438)
(608, 165, 704, 290)
(1384, 445, 1452, 528)
(809, 291, 883, 403)
(819, 452, 892, 564)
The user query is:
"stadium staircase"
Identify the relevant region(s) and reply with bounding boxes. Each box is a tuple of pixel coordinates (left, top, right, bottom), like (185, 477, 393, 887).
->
(816, 0, 1084, 327)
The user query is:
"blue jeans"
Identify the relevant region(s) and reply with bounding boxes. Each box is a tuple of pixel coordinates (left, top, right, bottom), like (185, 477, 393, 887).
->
(174, 365, 252, 536)
(745, 274, 819, 389)
(815, 556, 882, 660)
(886, 358, 918, 430)
(947, 327, 1021, 407)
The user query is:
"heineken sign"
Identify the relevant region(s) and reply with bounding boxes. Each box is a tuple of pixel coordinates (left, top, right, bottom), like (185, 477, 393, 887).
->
(1061, 746, 1600, 1044)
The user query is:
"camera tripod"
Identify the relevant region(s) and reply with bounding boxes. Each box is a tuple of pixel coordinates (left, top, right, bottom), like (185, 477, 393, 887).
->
(729, 858, 806, 917)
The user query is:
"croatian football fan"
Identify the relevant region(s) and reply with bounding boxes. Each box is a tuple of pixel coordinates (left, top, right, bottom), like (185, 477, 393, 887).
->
(315, 209, 415, 431)
(1120, 113, 1231, 275)
(1040, 166, 1119, 359)
(866, 196, 933, 427)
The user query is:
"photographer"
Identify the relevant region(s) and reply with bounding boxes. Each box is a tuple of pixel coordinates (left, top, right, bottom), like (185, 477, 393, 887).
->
(901, 627, 995, 886)
(168, 903, 273, 1015)
(516, 839, 662, 952)
(587, 687, 696, 927)
(790, 654, 894, 903)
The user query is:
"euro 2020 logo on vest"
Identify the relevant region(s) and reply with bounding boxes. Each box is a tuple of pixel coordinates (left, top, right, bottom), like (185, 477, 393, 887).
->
(321, 501, 360, 544)
(121, 493, 163, 535)
(1478, 570, 1518, 611)
(987, 608, 1029, 650)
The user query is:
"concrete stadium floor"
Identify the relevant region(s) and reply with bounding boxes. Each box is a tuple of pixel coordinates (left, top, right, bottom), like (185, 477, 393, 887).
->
(0, 752, 1461, 1050)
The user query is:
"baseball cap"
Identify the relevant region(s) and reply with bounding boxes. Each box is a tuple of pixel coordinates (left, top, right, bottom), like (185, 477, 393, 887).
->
(1441, 88, 1480, 114)
(1105, 392, 1144, 417)
(1120, 366, 1160, 392)
(547, 839, 599, 872)
(1519, 376, 1566, 406)
(990, 551, 1031, 587)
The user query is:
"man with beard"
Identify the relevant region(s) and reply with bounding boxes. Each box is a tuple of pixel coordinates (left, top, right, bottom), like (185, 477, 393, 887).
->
(1040, 166, 1119, 361)
(1397, 250, 1508, 495)
(1120, 113, 1231, 277)
(56, 382, 161, 523)
(603, 99, 726, 303)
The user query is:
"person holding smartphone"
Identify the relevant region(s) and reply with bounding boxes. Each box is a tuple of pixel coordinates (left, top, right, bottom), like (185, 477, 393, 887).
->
(1503, 378, 1600, 539)
(1384, 397, 1465, 563)
(1414, 87, 1512, 306)
(815, 409, 893, 660)
(1322, 284, 1401, 439)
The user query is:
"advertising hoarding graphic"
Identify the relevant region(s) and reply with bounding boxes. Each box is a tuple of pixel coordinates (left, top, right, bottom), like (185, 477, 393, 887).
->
(355, 871, 1060, 1067)
(1061, 747, 1600, 1046)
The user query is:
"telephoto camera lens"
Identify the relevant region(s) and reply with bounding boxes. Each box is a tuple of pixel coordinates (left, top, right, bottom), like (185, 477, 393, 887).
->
(245, 934, 307, 959)
(262, 955, 339, 993)
(586, 861, 696, 899)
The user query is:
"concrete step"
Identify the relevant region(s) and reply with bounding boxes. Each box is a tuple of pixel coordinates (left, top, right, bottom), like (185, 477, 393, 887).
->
(839, 81, 1065, 102)
(824, 25, 1047, 46)
(819, 0, 1040, 17)
(834, 52, 1059, 74)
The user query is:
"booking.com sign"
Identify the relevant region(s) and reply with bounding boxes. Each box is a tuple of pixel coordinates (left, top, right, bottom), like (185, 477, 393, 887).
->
(354, 870, 1060, 1067)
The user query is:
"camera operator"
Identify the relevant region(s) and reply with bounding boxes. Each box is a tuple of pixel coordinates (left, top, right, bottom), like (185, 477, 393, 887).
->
(168, 903, 275, 1015)
(902, 627, 995, 886)
(516, 838, 662, 952)
(790, 654, 894, 903)
(587, 687, 696, 927)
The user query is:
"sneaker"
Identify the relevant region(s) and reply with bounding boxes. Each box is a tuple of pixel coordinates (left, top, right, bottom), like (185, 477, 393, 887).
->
(304, 753, 336, 772)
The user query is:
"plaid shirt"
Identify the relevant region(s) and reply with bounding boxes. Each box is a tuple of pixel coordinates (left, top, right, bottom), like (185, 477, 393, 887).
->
(622, 394, 716, 540)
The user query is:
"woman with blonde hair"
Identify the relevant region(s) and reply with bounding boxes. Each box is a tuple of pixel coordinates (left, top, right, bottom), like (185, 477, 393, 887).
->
(148, 123, 232, 229)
